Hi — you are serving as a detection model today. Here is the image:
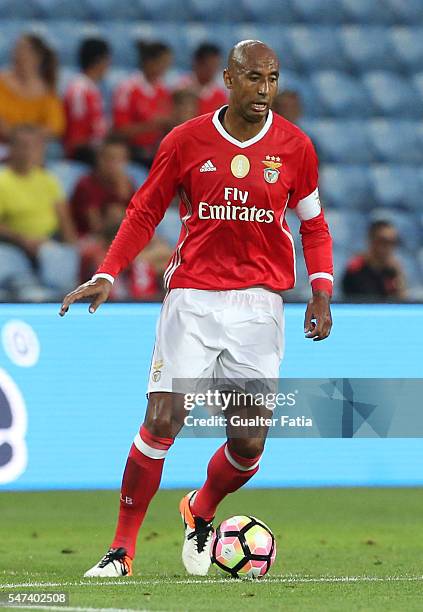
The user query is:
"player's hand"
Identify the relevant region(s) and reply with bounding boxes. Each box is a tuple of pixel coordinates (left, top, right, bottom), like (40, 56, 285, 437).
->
(59, 278, 112, 317)
(304, 291, 332, 341)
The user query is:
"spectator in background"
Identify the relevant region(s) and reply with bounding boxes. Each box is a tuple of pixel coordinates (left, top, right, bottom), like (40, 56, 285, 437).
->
(113, 41, 173, 167)
(176, 43, 227, 115)
(70, 135, 173, 299)
(171, 88, 199, 126)
(0, 34, 64, 148)
(63, 38, 111, 165)
(0, 125, 78, 300)
(272, 90, 302, 124)
(342, 220, 407, 301)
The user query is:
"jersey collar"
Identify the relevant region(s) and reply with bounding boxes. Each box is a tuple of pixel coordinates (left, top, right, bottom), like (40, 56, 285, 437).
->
(212, 105, 273, 149)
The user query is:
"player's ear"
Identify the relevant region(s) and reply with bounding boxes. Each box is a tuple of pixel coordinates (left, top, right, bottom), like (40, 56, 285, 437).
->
(223, 68, 233, 90)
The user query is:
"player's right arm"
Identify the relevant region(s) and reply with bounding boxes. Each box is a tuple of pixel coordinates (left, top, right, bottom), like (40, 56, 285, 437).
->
(59, 129, 181, 316)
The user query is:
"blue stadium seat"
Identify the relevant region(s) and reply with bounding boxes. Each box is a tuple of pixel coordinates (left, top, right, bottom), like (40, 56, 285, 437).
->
(311, 71, 372, 118)
(47, 161, 89, 198)
(156, 206, 181, 248)
(362, 71, 423, 118)
(411, 72, 423, 105)
(241, 0, 297, 24)
(139, 0, 191, 22)
(252, 25, 298, 71)
(302, 120, 372, 163)
(85, 0, 144, 20)
(320, 165, 372, 210)
(279, 73, 322, 118)
(369, 165, 421, 211)
(385, 0, 423, 25)
(368, 120, 423, 164)
(57, 66, 77, 96)
(341, 0, 396, 24)
(35, 0, 93, 19)
(35, 21, 102, 66)
(341, 27, 399, 72)
(391, 28, 423, 73)
(325, 209, 367, 250)
(290, 0, 346, 24)
(0, 0, 40, 19)
(288, 26, 347, 72)
(369, 208, 422, 252)
(333, 245, 353, 298)
(189, 0, 248, 23)
(0, 21, 24, 65)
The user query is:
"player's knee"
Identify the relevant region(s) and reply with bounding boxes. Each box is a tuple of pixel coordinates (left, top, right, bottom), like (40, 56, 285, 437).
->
(144, 394, 174, 437)
(229, 438, 264, 459)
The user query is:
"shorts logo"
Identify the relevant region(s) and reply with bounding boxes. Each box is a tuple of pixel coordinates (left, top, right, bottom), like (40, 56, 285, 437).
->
(262, 156, 282, 184)
(230, 154, 250, 179)
(151, 360, 164, 383)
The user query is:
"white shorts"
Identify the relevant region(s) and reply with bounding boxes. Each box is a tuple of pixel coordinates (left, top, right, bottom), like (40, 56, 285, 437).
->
(147, 287, 284, 395)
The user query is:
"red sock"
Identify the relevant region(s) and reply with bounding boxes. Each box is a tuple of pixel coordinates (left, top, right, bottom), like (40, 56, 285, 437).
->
(191, 443, 261, 521)
(111, 425, 173, 558)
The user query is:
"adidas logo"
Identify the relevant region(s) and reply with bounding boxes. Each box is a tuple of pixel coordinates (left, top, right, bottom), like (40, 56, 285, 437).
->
(200, 160, 217, 172)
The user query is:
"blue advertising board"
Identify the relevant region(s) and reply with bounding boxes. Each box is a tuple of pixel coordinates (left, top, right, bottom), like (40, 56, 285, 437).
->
(0, 303, 422, 490)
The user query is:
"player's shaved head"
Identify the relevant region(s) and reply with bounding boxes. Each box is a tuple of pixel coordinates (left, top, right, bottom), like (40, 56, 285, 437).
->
(223, 40, 280, 124)
(227, 40, 279, 74)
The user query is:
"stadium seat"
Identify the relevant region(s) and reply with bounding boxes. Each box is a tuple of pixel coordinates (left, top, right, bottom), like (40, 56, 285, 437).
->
(411, 72, 423, 105)
(35, 0, 93, 20)
(311, 71, 372, 118)
(341, 0, 396, 24)
(385, 0, 423, 25)
(320, 165, 372, 210)
(369, 165, 422, 211)
(251, 25, 298, 71)
(340, 27, 399, 72)
(302, 120, 372, 163)
(288, 26, 347, 72)
(240, 0, 297, 24)
(362, 71, 423, 118)
(369, 208, 422, 252)
(189, 0, 248, 23)
(368, 120, 423, 164)
(47, 161, 89, 198)
(85, 0, 145, 21)
(36, 21, 102, 66)
(325, 209, 367, 251)
(0, 0, 40, 19)
(58, 66, 77, 96)
(290, 0, 346, 24)
(397, 249, 423, 299)
(391, 28, 423, 73)
(279, 73, 322, 118)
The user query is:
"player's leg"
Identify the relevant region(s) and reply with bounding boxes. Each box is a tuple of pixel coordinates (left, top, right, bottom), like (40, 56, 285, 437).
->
(85, 288, 221, 577)
(186, 288, 283, 564)
(84, 391, 186, 577)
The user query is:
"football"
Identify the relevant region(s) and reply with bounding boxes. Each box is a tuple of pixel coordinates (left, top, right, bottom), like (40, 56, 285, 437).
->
(210, 515, 276, 578)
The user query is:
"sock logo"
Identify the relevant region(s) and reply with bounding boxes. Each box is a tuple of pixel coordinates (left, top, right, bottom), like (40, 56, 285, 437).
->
(120, 494, 134, 505)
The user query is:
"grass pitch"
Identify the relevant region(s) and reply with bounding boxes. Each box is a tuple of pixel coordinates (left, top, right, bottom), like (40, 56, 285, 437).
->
(0, 488, 422, 611)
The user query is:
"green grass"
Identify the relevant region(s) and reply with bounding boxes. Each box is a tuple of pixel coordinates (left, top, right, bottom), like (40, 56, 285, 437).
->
(0, 488, 422, 611)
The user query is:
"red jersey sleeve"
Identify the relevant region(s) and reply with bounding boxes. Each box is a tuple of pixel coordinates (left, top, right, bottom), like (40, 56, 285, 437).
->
(290, 137, 334, 296)
(96, 130, 180, 278)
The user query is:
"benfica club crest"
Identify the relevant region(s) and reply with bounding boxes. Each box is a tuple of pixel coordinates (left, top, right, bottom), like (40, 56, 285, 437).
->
(262, 155, 282, 184)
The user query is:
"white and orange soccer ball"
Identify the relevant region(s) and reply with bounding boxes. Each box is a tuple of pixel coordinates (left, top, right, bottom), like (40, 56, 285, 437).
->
(210, 515, 276, 578)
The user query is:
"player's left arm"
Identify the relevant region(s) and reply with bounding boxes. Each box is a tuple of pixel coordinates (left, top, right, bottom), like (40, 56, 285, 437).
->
(289, 137, 333, 341)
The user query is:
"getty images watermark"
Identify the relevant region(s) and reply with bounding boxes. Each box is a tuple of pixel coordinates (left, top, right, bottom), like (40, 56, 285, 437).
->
(168, 378, 423, 438)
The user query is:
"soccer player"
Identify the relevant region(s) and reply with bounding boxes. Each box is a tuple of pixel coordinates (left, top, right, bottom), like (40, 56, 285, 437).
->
(60, 40, 333, 577)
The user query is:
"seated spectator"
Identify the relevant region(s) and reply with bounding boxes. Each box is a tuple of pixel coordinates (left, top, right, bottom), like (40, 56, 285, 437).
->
(0, 125, 78, 301)
(113, 41, 173, 167)
(70, 136, 173, 299)
(272, 90, 302, 124)
(70, 135, 133, 237)
(175, 43, 227, 115)
(63, 38, 111, 164)
(342, 220, 407, 301)
(0, 35, 64, 148)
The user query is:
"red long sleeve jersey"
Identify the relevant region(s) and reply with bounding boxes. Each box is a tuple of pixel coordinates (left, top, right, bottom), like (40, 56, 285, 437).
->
(97, 108, 333, 295)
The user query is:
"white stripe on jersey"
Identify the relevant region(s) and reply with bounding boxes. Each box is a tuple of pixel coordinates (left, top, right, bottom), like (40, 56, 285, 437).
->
(279, 194, 296, 285)
(163, 189, 192, 288)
